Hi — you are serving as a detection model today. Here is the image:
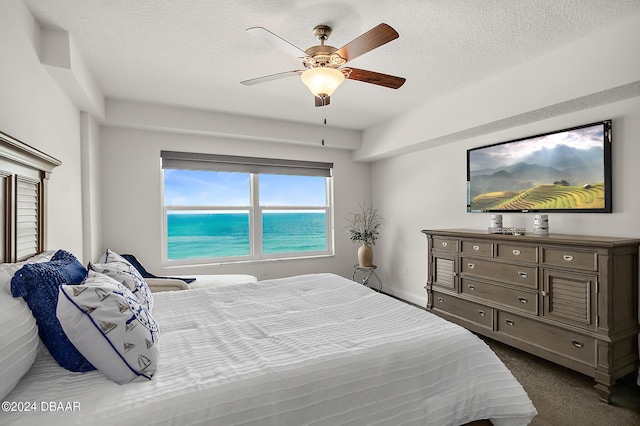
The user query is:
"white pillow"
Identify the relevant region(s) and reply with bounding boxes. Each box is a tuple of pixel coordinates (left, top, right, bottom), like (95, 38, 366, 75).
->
(0, 250, 56, 400)
(0, 250, 56, 296)
(0, 294, 39, 400)
(57, 270, 160, 384)
(89, 249, 153, 311)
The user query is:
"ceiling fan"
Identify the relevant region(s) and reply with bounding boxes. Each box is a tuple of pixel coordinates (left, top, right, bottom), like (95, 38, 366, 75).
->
(240, 23, 406, 106)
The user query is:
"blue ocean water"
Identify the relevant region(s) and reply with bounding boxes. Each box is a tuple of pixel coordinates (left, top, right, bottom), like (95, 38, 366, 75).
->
(167, 212, 326, 260)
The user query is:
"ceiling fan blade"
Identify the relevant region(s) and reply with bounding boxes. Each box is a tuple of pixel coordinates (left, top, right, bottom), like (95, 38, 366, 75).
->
(240, 70, 303, 86)
(315, 95, 330, 107)
(246, 27, 308, 58)
(334, 23, 399, 63)
(346, 68, 406, 89)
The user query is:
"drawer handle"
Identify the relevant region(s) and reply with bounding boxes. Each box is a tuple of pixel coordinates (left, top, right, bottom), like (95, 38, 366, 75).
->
(437, 297, 444, 303)
(468, 284, 475, 291)
(467, 263, 475, 269)
(442, 242, 448, 247)
(505, 319, 515, 326)
(563, 255, 574, 262)
(518, 297, 528, 304)
(512, 249, 521, 255)
(518, 271, 528, 279)
(478, 310, 485, 317)
(571, 339, 585, 349)
(473, 245, 480, 251)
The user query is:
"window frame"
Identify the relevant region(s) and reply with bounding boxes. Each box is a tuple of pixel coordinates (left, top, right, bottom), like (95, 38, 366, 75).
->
(160, 151, 334, 267)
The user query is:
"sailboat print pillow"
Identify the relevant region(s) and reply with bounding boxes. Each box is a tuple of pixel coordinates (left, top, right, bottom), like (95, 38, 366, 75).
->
(57, 270, 160, 384)
(89, 249, 154, 311)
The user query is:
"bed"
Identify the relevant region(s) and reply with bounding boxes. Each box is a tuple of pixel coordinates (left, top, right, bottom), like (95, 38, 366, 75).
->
(0, 131, 537, 425)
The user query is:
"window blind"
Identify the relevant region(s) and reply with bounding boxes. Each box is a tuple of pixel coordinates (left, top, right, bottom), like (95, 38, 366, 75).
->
(161, 151, 333, 177)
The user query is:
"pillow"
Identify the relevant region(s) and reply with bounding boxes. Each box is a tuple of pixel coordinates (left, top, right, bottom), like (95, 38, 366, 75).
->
(89, 249, 153, 311)
(11, 250, 94, 372)
(0, 295, 39, 400)
(0, 250, 56, 295)
(0, 250, 56, 400)
(57, 270, 160, 384)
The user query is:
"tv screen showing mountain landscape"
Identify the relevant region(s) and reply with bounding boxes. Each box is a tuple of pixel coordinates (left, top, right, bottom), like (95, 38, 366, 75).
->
(467, 121, 611, 212)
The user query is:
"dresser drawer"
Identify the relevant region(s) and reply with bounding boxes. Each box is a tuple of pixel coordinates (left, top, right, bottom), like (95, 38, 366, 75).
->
(461, 257, 538, 289)
(461, 278, 538, 315)
(541, 247, 597, 271)
(432, 237, 458, 252)
(461, 240, 493, 257)
(433, 291, 493, 329)
(497, 311, 596, 366)
(496, 243, 537, 263)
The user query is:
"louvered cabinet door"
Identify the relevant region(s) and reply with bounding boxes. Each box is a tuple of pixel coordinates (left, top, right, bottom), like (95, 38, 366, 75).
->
(542, 268, 598, 331)
(432, 253, 458, 292)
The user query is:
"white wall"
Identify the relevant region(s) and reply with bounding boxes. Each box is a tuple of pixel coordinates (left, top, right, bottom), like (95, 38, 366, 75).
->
(80, 112, 103, 262)
(4, 0, 638, 293)
(371, 96, 640, 306)
(356, 15, 640, 162)
(364, 15, 640, 305)
(99, 126, 371, 280)
(0, 0, 84, 259)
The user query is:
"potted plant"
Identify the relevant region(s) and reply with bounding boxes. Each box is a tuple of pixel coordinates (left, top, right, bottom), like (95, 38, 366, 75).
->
(345, 202, 385, 267)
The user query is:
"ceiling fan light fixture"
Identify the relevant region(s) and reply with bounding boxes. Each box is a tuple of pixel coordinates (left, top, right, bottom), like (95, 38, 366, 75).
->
(301, 67, 345, 98)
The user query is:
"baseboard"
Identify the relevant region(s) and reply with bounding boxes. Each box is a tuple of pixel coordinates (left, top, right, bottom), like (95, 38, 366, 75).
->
(378, 285, 425, 308)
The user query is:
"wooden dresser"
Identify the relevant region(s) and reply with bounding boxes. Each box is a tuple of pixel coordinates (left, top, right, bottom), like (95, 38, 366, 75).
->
(422, 229, 639, 402)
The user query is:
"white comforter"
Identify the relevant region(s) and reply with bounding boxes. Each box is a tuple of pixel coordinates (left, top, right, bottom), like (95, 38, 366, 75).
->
(3, 273, 536, 425)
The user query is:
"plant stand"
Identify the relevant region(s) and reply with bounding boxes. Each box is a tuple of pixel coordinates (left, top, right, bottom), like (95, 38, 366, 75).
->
(352, 265, 382, 291)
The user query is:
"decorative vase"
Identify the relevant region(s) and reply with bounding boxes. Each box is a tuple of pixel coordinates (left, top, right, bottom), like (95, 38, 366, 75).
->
(358, 244, 373, 267)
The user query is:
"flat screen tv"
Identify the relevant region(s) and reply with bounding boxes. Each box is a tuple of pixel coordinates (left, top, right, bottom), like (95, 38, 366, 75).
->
(467, 120, 612, 213)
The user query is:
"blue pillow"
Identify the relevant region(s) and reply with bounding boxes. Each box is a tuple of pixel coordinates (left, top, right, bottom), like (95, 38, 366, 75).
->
(51, 249, 88, 283)
(11, 250, 94, 372)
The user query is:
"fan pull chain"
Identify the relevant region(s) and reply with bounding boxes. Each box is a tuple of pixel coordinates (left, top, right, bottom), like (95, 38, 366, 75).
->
(321, 98, 327, 146)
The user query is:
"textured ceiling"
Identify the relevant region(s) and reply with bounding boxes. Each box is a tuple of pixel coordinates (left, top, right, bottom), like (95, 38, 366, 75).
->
(24, 0, 640, 130)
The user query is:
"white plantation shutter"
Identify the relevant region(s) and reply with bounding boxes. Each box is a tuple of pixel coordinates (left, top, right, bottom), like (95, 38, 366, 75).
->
(15, 176, 40, 260)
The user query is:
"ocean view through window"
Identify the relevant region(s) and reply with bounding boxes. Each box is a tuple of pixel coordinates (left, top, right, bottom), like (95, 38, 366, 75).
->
(161, 151, 333, 264)
(167, 211, 251, 260)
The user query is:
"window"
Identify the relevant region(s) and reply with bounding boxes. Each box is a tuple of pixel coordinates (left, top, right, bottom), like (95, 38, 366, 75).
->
(161, 151, 333, 265)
